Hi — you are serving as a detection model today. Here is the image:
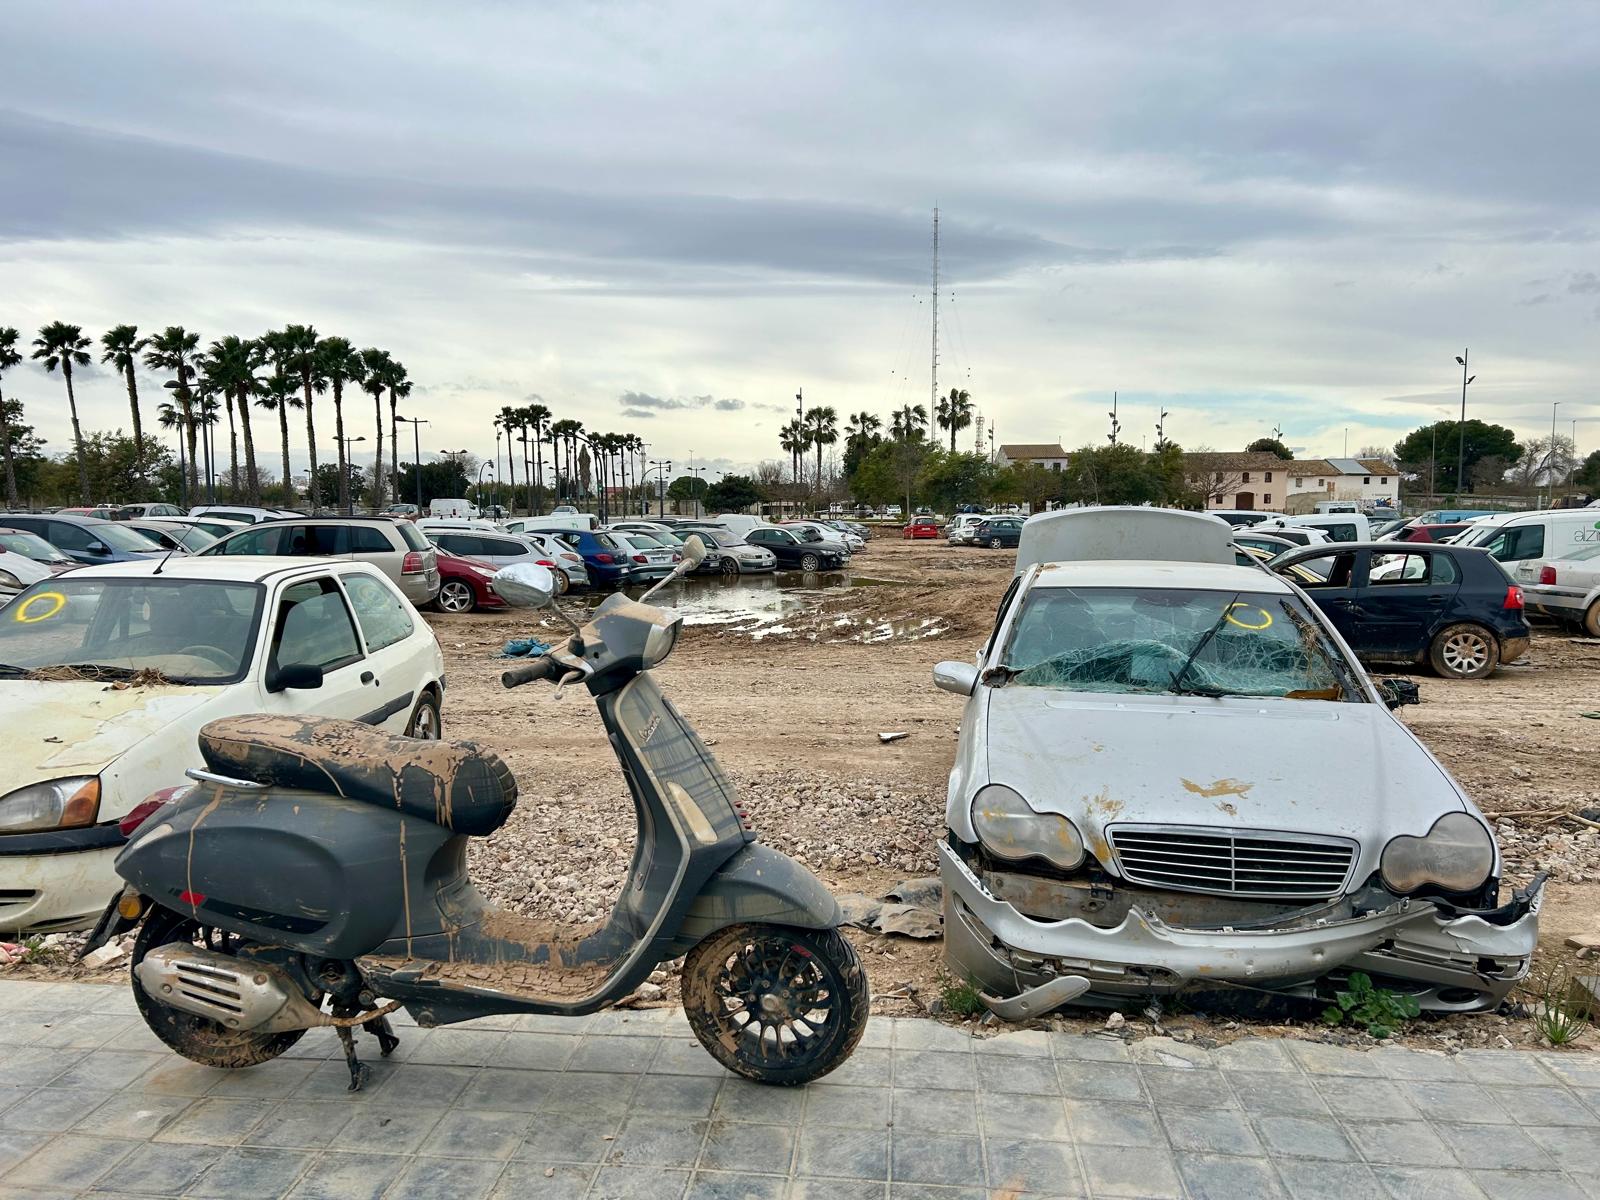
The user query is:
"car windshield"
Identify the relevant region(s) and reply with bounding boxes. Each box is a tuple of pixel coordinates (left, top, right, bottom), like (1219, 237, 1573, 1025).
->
(998, 586, 1354, 700)
(0, 578, 264, 684)
(625, 533, 669, 549)
(0, 530, 71, 564)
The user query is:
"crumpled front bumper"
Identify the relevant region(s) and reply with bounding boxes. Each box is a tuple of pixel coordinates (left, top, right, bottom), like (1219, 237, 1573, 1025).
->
(938, 841, 1544, 1018)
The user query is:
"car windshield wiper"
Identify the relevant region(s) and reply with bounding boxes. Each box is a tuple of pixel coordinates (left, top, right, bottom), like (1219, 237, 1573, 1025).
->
(1169, 592, 1241, 695)
(0, 663, 32, 678)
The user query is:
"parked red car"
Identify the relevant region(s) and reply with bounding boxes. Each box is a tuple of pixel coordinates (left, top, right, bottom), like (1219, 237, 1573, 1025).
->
(1403, 522, 1469, 544)
(431, 548, 509, 613)
(902, 516, 942, 539)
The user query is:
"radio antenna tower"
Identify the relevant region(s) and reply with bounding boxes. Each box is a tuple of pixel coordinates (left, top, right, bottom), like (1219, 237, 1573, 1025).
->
(930, 207, 939, 412)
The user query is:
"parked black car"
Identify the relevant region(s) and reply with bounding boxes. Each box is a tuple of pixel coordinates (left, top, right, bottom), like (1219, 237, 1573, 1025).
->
(1271, 542, 1531, 680)
(745, 526, 847, 571)
(973, 517, 1024, 549)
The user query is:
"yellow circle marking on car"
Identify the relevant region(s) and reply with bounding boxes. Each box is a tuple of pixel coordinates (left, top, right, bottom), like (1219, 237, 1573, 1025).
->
(1224, 603, 1273, 631)
(15, 591, 67, 623)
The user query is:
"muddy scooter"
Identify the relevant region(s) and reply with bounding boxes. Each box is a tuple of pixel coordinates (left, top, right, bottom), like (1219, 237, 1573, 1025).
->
(93, 537, 868, 1088)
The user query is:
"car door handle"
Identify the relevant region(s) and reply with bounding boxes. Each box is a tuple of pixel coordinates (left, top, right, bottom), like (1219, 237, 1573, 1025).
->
(360, 671, 377, 685)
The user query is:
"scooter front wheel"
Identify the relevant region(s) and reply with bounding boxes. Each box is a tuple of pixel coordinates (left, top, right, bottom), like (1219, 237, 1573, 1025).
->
(130, 906, 307, 1070)
(682, 923, 868, 1086)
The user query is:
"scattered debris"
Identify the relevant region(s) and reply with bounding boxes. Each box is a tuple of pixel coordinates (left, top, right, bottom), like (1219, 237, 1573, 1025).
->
(81, 942, 127, 970)
(499, 638, 552, 659)
(837, 878, 944, 939)
(1105, 1012, 1126, 1030)
(878, 731, 909, 744)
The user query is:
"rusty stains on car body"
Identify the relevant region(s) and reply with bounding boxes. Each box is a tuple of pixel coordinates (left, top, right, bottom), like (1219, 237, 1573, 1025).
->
(1180, 777, 1254, 800)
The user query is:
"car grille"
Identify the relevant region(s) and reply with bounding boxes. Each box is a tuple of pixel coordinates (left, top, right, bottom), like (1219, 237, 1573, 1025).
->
(1108, 826, 1356, 899)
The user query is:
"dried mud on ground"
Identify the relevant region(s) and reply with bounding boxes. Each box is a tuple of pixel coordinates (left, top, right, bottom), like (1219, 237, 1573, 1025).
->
(13, 539, 1598, 1054)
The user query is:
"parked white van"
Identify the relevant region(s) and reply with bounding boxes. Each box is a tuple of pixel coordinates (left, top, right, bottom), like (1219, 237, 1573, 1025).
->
(1453, 509, 1600, 565)
(530, 512, 601, 532)
(1254, 512, 1370, 543)
(428, 498, 479, 520)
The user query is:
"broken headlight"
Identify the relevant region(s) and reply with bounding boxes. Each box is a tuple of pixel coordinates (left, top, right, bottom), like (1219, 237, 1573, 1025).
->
(0, 777, 101, 833)
(1379, 812, 1494, 895)
(970, 784, 1085, 871)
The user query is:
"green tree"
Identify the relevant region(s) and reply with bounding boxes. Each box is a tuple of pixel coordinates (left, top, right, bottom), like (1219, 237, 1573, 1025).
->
(1062, 443, 1165, 506)
(1246, 436, 1293, 460)
(935, 388, 974, 452)
(277, 325, 325, 509)
(201, 336, 264, 503)
(993, 461, 1062, 512)
(99, 325, 149, 481)
(32, 321, 94, 503)
(1575, 448, 1600, 493)
(256, 358, 301, 505)
(1394, 420, 1522, 494)
(668, 474, 709, 504)
(0, 394, 45, 508)
(360, 348, 398, 505)
(890, 403, 929, 442)
(1148, 441, 1201, 508)
(850, 438, 934, 514)
(705, 473, 764, 513)
(387, 361, 410, 487)
(779, 419, 811, 484)
(393, 457, 470, 508)
(920, 450, 996, 512)
(142, 326, 203, 497)
(805, 405, 839, 487)
(317, 336, 365, 513)
(0, 327, 24, 508)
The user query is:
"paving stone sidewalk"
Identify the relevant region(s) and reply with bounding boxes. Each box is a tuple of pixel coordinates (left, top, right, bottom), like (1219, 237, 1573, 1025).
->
(3, 980, 1599, 1199)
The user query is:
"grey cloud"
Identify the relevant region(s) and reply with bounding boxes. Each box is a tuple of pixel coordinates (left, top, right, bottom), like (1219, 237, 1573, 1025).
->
(1519, 294, 1555, 307)
(1570, 272, 1600, 295)
(618, 391, 744, 413)
(620, 408, 657, 419)
(713, 398, 744, 411)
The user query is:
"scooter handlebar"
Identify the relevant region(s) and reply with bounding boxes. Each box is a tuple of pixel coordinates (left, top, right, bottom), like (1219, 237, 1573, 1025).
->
(501, 656, 561, 689)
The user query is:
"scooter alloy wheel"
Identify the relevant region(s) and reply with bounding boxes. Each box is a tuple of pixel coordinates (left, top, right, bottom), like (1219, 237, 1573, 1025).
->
(129, 905, 309, 1069)
(682, 923, 868, 1086)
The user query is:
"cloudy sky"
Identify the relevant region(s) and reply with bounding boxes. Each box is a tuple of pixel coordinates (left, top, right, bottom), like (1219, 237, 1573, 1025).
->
(4, 1, 1598, 483)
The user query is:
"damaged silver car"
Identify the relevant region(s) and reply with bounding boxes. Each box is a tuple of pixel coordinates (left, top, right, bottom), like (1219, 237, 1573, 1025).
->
(933, 507, 1542, 1021)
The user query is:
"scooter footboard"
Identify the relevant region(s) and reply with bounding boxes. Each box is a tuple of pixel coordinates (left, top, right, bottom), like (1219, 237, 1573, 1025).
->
(664, 843, 842, 953)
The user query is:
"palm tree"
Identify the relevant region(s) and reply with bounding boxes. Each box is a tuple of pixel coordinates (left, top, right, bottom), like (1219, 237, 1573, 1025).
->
(386, 359, 409, 487)
(524, 403, 551, 512)
(549, 420, 584, 505)
(804, 406, 838, 488)
(846, 411, 882, 449)
(100, 325, 149, 480)
(890, 403, 929, 442)
(317, 337, 365, 513)
(935, 388, 974, 452)
(357, 348, 395, 505)
(0, 328, 23, 509)
(494, 405, 519, 512)
(779, 419, 811, 485)
(142, 327, 203, 496)
(256, 335, 302, 504)
(201, 336, 263, 503)
(277, 326, 324, 510)
(32, 322, 94, 503)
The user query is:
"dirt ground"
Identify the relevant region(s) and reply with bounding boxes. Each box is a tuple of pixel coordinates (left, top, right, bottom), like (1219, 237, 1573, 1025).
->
(430, 537, 1600, 1049)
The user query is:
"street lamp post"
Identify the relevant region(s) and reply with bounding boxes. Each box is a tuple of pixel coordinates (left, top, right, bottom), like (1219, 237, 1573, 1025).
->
(1548, 401, 1562, 508)
(394, 415, 430, 510)
(1454, 350, 1475, 497)
(338, 435, 366, 515)
(644, 459, 672, 519)
(478, 460, 495, 514)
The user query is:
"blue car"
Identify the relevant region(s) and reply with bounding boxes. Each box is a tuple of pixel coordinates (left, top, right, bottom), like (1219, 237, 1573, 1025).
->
(0, 514, 167, 565)
(523, 527, 635, 588)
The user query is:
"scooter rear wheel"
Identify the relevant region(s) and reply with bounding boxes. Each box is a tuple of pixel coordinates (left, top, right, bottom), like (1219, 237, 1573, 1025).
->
(130, 906, 307, 1069)
(682, 923, 868, 1086)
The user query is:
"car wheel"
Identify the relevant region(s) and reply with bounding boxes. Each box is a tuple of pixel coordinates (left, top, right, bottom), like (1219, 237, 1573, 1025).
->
(1428, 623, 1499, 680)
(437, 580, 476, 613)
(1585, 600, 1600, 638)
(989, 537, 1004, 549)
(719, 556, 740, 576)
(800, 553, 820, 572)
(406, 691, 442, 740)
(551, 570, 571, 596)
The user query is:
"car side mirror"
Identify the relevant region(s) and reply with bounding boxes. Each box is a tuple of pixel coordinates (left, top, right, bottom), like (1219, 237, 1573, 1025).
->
(1378, 678, 1420, 710)
(267, 663, 324, 693)
(88, 542, 110, 556)
(933, 660, 979, 696)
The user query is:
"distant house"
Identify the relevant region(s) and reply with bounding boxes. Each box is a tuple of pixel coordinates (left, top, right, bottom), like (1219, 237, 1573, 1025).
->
(997, 443, 1070, 472)
(1182, 452, 1290, 512)
(1282, 458, 1399, 512)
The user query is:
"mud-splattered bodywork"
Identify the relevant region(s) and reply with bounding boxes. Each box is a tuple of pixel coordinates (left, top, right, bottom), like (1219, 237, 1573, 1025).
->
(938, 547, 1540, 1017)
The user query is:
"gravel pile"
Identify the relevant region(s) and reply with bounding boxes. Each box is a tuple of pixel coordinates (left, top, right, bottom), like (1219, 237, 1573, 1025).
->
(1493, 813, 1600, 884)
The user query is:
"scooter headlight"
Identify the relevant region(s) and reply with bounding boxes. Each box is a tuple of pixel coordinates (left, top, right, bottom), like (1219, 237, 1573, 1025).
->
(0, 777, 101, 832)
(970, 784, 1085, 870)
(1380, 812, 1495, 895)
(643, 614, 682, 667)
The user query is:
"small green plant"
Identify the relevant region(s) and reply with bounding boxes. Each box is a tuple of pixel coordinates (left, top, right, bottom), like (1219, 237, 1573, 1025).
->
(1321, 972, 1420, 1038)
(937, 971, 984, 1018)
(1526, 962, 1591, 1047)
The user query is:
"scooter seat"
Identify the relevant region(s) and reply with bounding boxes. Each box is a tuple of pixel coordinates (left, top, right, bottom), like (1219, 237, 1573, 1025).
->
(196, 714, 517, 837)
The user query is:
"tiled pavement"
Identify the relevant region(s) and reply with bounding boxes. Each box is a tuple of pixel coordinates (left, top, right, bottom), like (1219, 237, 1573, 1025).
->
(3, 981, 1600, 1199)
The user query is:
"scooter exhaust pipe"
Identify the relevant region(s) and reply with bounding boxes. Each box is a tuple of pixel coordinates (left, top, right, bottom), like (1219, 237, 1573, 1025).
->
(134, 945, 332, 1033)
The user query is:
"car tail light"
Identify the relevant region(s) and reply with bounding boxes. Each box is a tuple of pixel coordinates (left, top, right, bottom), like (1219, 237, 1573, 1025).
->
(402, 551, 424, 574)
(561, 553, 582, 563)
(595, 553, 614, 564)
(1539, 565, 1557, 585)
(536, 559, 556, 567)
(1503, 585, 1524, 610)
(632, 554, 648, 563)
(120, 786, 185, 837)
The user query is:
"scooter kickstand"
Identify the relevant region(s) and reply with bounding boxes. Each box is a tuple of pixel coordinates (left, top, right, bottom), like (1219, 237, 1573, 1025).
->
(369, 1015, 401, 1058)
(334, 1024, 368, 1092)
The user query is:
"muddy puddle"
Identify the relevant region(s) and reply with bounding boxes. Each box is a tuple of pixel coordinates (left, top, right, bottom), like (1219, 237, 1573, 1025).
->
(573, 570, 942, 643)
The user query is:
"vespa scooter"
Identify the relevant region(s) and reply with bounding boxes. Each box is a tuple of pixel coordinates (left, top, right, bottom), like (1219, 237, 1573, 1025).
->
(96, 537, 868, 1088)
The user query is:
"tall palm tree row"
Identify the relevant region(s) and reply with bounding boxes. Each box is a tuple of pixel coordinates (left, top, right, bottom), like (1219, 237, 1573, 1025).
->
(32, 322, 95, 503)
(142, 326, 203, 496)
(359, 348, 397, 507)
(0, 327, 24, 509)
(99, 325, 149, 480)
(200, 336, 264, 503)
(778, 419, 811, 485)
(317, 337, 365, 513)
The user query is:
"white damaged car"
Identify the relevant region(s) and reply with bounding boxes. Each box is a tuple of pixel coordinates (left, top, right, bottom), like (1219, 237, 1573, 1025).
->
(933, 507, 1542, 1020)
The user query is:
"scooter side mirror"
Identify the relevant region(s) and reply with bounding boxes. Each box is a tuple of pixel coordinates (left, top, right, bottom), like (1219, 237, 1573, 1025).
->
(933, 660, 979, 696)
(493, 563, 556, 609)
